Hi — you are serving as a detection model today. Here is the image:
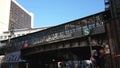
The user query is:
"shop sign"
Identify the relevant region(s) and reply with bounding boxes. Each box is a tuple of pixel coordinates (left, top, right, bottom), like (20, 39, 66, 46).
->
(3, 51, 21, 63)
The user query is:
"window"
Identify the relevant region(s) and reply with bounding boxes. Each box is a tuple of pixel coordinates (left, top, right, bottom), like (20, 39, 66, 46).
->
(105, 4, 110, 9)
(105, 0, 109, 3)
(17, 34, 21, 37)
(4, 36, 7, 39)
(0, 36, 3, 39)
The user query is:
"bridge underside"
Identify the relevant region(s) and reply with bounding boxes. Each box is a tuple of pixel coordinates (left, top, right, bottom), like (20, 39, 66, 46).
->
(22, 46, 101, 63)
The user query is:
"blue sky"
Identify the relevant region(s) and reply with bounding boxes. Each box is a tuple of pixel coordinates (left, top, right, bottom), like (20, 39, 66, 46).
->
(16, 0, 105, 28)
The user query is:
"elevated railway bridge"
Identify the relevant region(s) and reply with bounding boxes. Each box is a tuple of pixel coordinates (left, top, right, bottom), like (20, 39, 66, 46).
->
(0, 11, 120, 68)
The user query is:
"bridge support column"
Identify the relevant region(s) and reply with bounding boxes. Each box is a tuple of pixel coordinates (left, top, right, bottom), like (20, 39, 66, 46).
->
(105, 18, 120, 68)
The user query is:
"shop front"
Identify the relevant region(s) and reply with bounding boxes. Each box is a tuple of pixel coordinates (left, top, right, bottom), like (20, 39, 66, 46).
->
(1, 51, 26, 68)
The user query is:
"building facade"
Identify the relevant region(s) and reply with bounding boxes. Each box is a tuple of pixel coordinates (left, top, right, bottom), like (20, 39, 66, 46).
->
(0, 0, 11, 34)
(105, 0, 120, 68)
(0, 27, 49, 41)
(0, 0, 33, 34)
(110, 0, 120, 18)
(105, 0, 120, 18)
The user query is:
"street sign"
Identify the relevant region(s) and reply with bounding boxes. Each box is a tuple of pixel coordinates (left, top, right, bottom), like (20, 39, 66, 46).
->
(83, 28, 90, 36)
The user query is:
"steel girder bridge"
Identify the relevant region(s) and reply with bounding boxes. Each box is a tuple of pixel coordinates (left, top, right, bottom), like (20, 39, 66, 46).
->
(0, 11, 112, 68)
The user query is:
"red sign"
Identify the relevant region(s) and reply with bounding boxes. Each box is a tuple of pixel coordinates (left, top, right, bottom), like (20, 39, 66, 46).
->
(24, 42, 29, 48)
